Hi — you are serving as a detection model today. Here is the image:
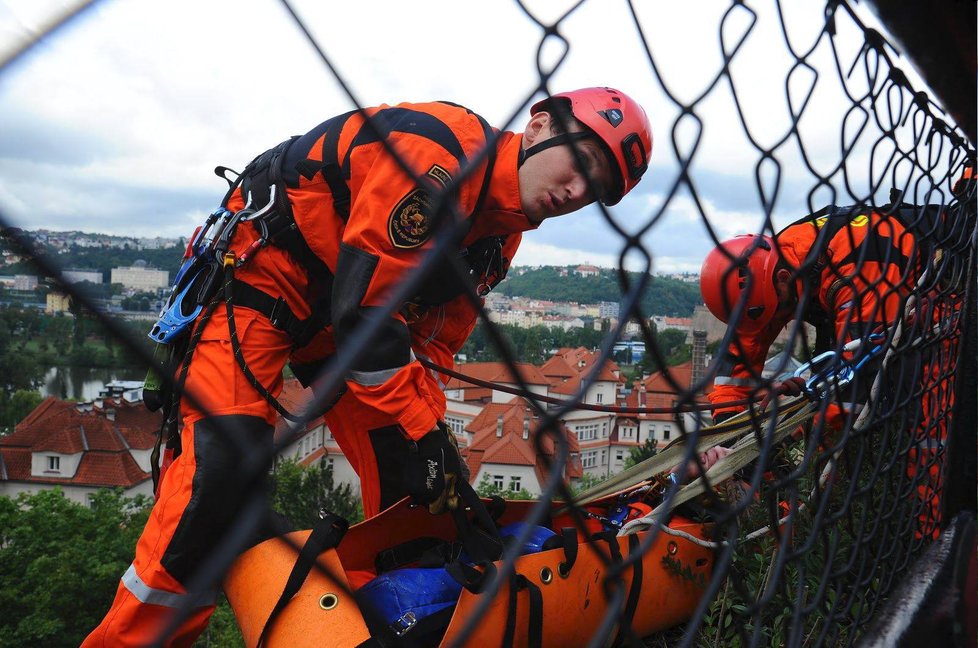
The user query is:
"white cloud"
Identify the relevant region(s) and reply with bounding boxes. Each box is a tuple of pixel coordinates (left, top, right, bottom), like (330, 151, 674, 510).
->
(0, 0, 964, 273)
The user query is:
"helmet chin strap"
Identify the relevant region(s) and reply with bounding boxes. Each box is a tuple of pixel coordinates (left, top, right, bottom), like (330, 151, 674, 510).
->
(517, 131, 594, 168)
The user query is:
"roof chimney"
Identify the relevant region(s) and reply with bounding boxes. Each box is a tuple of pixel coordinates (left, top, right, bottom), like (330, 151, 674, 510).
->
(522, 417, 529, 440)
(691, 330, 707, 392)
(496, 415, 503, 438)
(105, 408, 115, 422)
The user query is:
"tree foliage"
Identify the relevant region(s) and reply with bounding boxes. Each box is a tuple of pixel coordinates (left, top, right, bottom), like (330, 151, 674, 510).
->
(624, 438, 659, 470)
(269, 457, 362, 530)
(0, 390, 43, 435)
(634, 327, 694, 375)
(459, 321, 605, 364)
(0, 489, 152, 648)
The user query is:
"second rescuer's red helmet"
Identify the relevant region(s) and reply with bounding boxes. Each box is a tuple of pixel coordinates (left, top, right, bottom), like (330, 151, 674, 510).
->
(531, 87, 653, 205)
(700, 234, 782, 332)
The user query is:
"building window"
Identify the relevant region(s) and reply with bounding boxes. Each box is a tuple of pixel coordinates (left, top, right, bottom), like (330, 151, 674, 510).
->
(582, 451, 597, 469)
(509, 477, 522, 492)
(493, 475, 505, 490)
(47, 456, 60, 472)
(446, 416, 465, 435)
(596, 393, 603, 404)
(577, 424, 599, 441)
(663, 426, 671, 440)
(648, 426, 656, 442)
(616, 451, 624, 462)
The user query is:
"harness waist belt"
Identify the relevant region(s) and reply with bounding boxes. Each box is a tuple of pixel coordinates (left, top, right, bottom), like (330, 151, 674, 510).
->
(231, 279, 320, 347)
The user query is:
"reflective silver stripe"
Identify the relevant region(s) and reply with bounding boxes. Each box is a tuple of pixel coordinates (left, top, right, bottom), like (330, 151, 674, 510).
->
(351, 367, 402, 386)
(121, 564, 215, 609)
(915, 438, 945, 452)
(350, 351, 416, 387)
(714, 376, 751, 386)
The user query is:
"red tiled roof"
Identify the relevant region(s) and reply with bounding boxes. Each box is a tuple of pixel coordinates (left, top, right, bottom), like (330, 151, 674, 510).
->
(548, 372, 583, 396)
(0, 396, 160, 489)
(643, 361, 695, 393)
(481, 435, 536, 466)
(446, 362, 550, 389)
(15, 396, 62, 429)
(463, 398, 580, 483)
(5, 398, 160, 453)
(540, 355, 576, 380)
(74, 452, 148, 488)
(300, 446, 329, 467)
(0, 447, 30, 481)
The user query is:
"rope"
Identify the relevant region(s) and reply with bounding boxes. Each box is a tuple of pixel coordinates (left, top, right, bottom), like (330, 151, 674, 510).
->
(222, 254, 301, 422)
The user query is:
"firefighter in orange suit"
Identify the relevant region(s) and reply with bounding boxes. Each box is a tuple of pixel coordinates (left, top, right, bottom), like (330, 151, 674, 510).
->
(699, 193, 969, 540)
(82, 88, 653, 646)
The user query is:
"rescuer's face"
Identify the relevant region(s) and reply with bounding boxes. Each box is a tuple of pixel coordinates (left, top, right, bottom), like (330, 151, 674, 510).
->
(518, 112, 613, 225)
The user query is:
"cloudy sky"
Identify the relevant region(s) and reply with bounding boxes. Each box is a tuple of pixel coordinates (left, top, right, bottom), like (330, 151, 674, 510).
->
(0, 0, 961, 273)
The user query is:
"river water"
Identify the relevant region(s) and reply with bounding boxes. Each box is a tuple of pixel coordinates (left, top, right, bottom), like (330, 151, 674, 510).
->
(39, 366, 147, 401)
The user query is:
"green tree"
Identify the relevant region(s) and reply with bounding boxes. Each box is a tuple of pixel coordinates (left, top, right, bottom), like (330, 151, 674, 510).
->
(194, 594, 245, 648)
(269, 458, 362, 530)
(0, 390, 43, 435)
(624, 437, 659, 470)
(0, 489, 152, 648)
(569, 472, 609, 497)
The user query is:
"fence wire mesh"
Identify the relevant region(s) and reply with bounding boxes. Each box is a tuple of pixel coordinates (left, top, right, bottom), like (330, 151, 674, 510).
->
(0, 1, 975, 647)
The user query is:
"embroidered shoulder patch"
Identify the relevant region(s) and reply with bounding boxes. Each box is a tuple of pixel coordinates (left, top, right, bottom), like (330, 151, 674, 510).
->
(387, 165, 454, 249)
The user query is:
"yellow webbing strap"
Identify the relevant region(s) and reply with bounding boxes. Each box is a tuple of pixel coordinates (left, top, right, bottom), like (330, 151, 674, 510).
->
(619, 399, 817, 535)
(568, 396, 812, 510)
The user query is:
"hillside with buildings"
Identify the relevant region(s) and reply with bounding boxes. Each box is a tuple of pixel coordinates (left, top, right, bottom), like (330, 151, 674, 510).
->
(498, 264, 702, 317)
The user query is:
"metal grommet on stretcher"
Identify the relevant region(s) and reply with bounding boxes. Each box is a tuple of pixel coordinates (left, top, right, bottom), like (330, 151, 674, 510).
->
(319, 593, 339, 610)
(540, 567, 554, 584)
(558, 562, 572, 579)
(667, 541, 679, 555)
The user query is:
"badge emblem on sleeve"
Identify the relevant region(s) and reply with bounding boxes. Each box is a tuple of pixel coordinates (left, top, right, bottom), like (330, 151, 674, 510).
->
(388, 165, 453, 249)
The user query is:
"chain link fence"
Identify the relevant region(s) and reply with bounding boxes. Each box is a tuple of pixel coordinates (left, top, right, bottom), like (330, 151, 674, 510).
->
(1, 1, 975, 647)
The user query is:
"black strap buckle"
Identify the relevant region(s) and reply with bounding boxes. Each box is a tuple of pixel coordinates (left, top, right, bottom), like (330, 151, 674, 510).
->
(268, 297, 293, 332)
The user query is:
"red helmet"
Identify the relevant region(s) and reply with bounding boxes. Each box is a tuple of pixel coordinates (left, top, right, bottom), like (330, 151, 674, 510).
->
(530, 87, 652, 205)
(700, 234, 781, 332)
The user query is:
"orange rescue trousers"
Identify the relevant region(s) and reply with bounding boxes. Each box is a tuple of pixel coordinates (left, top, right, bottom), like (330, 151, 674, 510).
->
(83, 298, 421, 646)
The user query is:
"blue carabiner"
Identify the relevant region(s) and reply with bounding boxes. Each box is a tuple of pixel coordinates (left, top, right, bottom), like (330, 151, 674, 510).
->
(792, 333, 887, 399)
(793, 350, 839, 398)
(147, 278, 204, 344)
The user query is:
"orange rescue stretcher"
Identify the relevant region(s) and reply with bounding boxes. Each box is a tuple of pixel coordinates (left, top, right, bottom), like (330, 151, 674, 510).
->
(225, 492, 715, 647)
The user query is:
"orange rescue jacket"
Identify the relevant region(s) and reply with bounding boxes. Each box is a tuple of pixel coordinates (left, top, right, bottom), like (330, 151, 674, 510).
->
(709, 205, 933, 419)
(227, 101, 534, 440)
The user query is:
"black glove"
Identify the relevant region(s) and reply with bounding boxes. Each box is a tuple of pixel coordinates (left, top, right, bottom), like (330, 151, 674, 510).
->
(404, 423, 467, 514)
